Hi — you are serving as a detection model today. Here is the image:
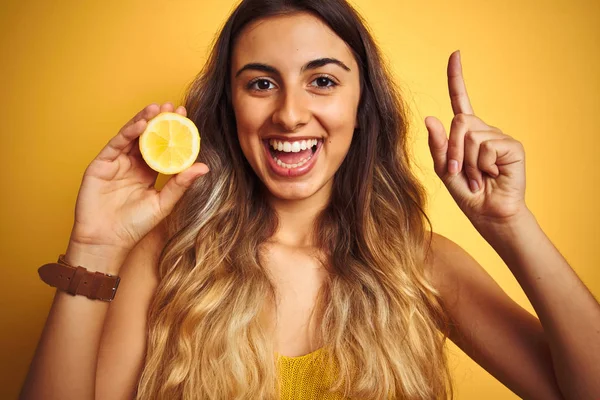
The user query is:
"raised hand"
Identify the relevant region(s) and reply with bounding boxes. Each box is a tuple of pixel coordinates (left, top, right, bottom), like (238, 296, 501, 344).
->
(68, 102, 209, 264)
(425, 51, 527, 229)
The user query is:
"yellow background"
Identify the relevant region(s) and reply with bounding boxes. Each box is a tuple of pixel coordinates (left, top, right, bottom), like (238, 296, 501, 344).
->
(1, 0, 598, 398)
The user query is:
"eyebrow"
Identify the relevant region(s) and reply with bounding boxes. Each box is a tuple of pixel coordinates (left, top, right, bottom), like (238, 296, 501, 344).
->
(235, 57, 351, 77)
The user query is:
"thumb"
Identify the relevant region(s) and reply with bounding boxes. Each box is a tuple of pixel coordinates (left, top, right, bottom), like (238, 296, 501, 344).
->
(425, 116, 448, 177)
(158, 163, 210, 216)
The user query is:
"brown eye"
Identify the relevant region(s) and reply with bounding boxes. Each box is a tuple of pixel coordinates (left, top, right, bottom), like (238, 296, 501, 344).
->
(249, 79, 275, 91)
(257, 80, 271, 90)
(316, 77, 330, 87)
(310, 76, 336, 89)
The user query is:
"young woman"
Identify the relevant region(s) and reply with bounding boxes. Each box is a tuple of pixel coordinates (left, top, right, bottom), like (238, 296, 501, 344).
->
(21, 0, 600, 399)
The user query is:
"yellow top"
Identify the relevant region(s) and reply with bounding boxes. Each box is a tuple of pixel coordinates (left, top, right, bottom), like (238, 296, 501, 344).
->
(276, 347, 346, 400)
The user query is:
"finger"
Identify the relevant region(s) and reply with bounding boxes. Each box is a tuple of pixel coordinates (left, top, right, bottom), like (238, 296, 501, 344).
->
(126, 137, 143, 158)
(463, 131, 505, 192)
(122, 103, 159, 130)
(97, 118, 150, 162)
(425, 116, 448, 177)
(175, 105, 187, 117)
(448, 51, 474, 116)
(160, 102, 175, 113)
(95, 103, 179, 163)
(158, 163, 210, 217)
(447, 114, 499, 175)
(478, 138, 524, 175)
(95, 104, 161, 162)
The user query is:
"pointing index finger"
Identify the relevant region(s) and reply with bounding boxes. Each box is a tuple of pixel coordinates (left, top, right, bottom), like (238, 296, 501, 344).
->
(448, 50, 474, 115)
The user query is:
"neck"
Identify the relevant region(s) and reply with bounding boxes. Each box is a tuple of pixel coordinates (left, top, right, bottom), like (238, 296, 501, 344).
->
(267, 183, 332, 248)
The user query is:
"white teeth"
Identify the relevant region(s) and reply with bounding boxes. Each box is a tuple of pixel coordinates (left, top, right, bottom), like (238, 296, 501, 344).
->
(269, 138, 319, 152)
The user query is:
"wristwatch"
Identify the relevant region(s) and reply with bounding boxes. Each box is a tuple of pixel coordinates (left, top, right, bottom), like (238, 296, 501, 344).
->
(38, 254, 121, 302)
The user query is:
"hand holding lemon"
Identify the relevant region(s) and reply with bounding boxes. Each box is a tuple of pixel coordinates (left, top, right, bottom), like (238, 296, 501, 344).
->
(67, 102, 208, 269)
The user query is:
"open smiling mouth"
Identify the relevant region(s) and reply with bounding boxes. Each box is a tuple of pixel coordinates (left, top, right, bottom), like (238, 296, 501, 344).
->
(262, 138, 323, 177)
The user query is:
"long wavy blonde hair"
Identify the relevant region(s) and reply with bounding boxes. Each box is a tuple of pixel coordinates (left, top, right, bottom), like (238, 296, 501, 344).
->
(136, 0, 454, 398)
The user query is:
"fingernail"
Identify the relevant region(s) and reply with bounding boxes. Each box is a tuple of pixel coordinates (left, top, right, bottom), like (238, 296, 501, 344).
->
(469, 179, 479, 193)
(448, 159, 459, 175)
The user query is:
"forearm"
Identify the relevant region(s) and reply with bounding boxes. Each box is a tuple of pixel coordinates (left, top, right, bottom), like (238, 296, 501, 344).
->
(20, 244, 126, 400)
(479, 209, 600, 400)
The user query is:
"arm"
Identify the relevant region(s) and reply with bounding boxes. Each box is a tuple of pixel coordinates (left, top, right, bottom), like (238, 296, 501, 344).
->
(20, 224, 164, 400)
(20, 102, 205, 400)
(19, 244, 126, 400)
(426, 232, 564, 400)
(427, 224, 600, 400)
(479, 209, 600, 398)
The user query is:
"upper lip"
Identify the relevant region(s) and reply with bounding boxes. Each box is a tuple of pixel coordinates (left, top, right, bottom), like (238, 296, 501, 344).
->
(263, 136, 323, 141)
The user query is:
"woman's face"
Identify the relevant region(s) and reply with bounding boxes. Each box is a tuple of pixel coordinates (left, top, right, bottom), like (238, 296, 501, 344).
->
(231, 12, 361, 202)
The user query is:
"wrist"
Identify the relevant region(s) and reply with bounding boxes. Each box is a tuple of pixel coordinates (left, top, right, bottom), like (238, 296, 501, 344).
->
(473, 206, 535, 237)
(475, 208, 542, 259)
(64, 241, 129, 275)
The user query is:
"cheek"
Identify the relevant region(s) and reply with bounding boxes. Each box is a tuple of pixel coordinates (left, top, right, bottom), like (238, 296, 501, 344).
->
(232, 96, 269, 155)
(313, 96, 358, 145)
(314, 94, 359, 169)
(234, 97, 259, 133)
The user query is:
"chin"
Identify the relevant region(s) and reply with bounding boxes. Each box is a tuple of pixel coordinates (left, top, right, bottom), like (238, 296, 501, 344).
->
(262, 180, 325, 201)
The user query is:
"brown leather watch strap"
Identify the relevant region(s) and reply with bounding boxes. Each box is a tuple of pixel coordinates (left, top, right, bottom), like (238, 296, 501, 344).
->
(38, 255, 120, 302)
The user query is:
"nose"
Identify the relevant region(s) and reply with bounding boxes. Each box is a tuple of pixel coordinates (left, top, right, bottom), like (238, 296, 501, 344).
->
(271, 87, 310, 132)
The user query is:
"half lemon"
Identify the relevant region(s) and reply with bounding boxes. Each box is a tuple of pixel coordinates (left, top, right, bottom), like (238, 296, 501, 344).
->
(139, 112, 200, 175)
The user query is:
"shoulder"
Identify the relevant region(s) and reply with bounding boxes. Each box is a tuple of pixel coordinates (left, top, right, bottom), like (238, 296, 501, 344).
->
(422, 232, 464, 299)
(421, 231, 502, 313)
(119, 221, 168, 295)
(422, 231, 465, 269)
(109, 218, 169, 310)
(136, 219, 169, 258)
